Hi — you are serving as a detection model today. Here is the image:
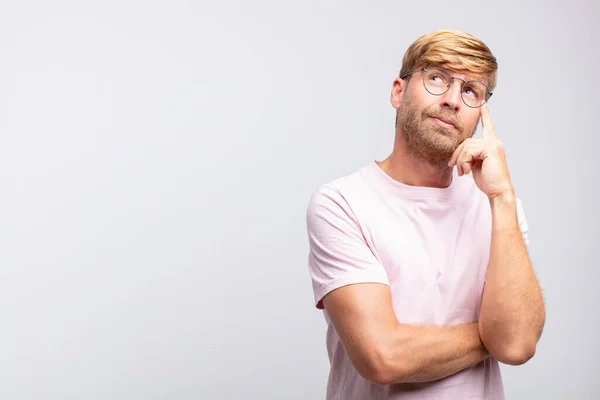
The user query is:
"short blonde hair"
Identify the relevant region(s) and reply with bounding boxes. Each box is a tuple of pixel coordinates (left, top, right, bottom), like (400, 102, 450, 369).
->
(399, 30, 498, 91)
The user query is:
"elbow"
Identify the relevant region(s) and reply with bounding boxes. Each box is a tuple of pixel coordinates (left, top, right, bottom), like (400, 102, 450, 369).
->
(479, 321, 539, 366)
(358, 347, 412, 386)
(366, 364, 403, 386)
(364, 369, 394, 386)
(357, 350, 395, 385)
(490, 341, 537, 366)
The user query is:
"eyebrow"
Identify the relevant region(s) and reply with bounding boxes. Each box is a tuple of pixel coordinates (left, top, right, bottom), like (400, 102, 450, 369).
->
(444, 68, 489, 87)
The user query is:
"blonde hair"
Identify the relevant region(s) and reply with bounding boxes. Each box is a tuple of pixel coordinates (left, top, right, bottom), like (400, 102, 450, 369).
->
(399, 30, 498, 91)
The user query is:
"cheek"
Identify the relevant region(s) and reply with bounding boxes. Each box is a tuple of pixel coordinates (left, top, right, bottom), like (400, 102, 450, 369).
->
(463, 114, 480, 132)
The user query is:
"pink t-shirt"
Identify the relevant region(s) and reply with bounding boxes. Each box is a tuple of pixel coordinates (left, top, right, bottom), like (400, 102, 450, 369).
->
(306, 161, 529, 400)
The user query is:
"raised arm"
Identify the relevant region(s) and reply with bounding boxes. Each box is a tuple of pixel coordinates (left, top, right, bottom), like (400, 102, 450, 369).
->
(477, 194, 545, 365)
(448, 104, 545, 365)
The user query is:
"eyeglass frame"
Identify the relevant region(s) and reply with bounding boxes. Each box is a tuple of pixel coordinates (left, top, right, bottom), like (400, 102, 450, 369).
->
(400, 66, 493, 108)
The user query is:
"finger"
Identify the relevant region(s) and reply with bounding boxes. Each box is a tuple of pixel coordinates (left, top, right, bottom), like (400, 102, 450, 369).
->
(458, 142, 486, 175)
(455, 143, 473, 176)
(448, 141, 465, 167)
(449, 139, 477, 168)
(450, 141, 474, 175)
(460, 155, 473, 176)
(480, 104, 497, 139)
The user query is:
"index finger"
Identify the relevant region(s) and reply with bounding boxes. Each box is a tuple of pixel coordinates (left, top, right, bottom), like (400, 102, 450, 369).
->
(480, 104, 497, 139)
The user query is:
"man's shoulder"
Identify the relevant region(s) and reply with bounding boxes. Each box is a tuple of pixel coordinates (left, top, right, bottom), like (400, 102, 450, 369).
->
(310, 165, 371, 200)
(306, 164, 374, 221)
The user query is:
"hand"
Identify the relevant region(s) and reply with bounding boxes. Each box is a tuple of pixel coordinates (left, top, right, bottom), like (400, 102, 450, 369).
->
(448, 105, 514, 199)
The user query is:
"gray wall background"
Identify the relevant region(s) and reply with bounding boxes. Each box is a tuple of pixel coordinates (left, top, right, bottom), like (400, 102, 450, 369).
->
(1, 0, 598, 399)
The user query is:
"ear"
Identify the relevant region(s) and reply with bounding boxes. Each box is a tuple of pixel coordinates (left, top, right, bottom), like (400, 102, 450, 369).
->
(390, 78, 405, 110)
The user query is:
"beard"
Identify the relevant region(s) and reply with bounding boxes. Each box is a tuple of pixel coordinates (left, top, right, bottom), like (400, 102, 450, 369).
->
(397, 95, 477, 169)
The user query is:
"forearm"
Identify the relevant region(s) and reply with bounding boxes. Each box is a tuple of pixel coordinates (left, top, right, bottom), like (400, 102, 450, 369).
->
(374, 322, 487, 385)
(479, 193, 545, 364)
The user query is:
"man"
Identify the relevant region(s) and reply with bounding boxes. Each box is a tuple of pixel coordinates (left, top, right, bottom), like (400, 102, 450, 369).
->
(305, 30, 545, 399)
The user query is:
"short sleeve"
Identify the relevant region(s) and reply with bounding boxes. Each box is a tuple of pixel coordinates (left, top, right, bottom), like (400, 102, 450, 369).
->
(516, 197, 529, 246)
(306, 185, 389, 309)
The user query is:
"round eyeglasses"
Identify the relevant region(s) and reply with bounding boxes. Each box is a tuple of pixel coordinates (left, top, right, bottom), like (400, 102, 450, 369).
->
(401, 67, 493, 108)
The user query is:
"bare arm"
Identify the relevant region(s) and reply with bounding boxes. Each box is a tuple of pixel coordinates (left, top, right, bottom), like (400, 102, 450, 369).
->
(478, 193, 545, 365)
(323, 282, 488, 385)
(448, 105, 546, 365)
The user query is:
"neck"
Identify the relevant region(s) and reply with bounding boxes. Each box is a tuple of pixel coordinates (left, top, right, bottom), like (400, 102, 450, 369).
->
(377, 133, 454, 189)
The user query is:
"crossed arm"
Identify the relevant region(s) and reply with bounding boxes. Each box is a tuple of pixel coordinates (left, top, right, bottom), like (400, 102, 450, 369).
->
(317, 203, 544, 387)
(322, 196, 545, 387)
(322, 283, 488, 385)
(309, 186, 544, 386)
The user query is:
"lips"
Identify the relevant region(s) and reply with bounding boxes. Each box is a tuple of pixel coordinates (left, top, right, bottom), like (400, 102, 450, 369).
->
(429, 115, 456, 129)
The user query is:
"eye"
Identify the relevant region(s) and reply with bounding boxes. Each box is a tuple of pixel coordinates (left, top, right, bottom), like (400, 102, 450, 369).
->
(463, 84, 483, 99)
(429, 73, 449, 85)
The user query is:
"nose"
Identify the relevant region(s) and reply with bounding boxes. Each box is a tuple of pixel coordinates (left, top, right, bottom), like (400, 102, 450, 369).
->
(439, 78, 463, 112)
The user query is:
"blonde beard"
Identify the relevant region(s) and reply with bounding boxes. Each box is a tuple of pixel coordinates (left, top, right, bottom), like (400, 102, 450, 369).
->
(396, 98, 475, 170)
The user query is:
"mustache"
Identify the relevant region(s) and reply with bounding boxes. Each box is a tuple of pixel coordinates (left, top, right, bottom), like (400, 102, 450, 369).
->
(423, 108, 464, 130)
